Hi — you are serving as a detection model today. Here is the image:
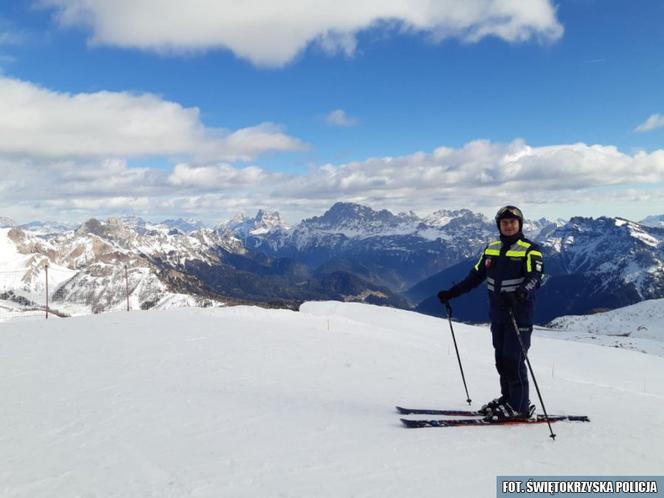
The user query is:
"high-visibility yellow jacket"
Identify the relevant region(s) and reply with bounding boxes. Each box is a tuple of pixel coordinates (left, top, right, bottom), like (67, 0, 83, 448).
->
(450, 235, 544, 324)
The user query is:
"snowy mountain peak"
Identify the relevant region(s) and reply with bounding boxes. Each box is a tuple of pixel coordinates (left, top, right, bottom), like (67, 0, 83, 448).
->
(422, 208, 477, 228)
(613, 217, 644, 230)
(252, 210, 286, 234)
(522, 217, 558, 239)
(227, 213, 248, 225)
(219, 210, 287, 237)
(304, 202, 409, 232)
(76, 218, 105, 237)
(18, 220, 76, 236)
(540, 215, 664, 303)
(76, 218, 135, 242)
(619, 218, 662, 248)
(116, 216, 147, 229)
(544, 215, 647, 251)
(158, 218, 206, 234)
(641, 214, 664, 228)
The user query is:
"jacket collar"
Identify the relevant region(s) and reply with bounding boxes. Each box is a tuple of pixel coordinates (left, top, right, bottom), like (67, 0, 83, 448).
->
(499, 232, 523, 246)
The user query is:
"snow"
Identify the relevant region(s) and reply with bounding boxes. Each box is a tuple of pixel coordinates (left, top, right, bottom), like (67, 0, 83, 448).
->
(415, 227, 452, 241)
(0, 228, 77, 304)
(421, 210, 457, 228)
(627, 225, 661, 247)
(0, 223, 237, 317)
(1, 302, 663, 497)
(614, 218, 661, 247)
(547, 298, 664, 345)
(0, 228, 32, 268)
(297, 224, 418, 240)
(0, 300, 45, 320)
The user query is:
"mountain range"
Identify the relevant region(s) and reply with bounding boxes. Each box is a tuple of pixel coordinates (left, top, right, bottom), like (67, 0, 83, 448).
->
(414, 215, 664, 323)
(1, 203, 663, 324)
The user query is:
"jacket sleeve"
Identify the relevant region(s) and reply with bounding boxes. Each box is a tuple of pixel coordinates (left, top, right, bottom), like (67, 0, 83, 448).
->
(449, 248, 488, 297)
(519, 244, 543, 297)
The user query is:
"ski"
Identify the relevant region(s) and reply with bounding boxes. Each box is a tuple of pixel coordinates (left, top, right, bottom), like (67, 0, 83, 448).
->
(396, 406, 482, 416)
(400, 414, 590, 428)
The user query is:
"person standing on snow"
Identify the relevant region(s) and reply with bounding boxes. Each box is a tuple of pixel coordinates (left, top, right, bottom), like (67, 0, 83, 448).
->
(437, 206, 544, 420)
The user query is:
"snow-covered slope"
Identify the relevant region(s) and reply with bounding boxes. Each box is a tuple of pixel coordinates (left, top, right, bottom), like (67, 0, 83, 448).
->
(0, 303, 662, 497)
(542, 298, 664, 356)
(548, 297, 664, 341)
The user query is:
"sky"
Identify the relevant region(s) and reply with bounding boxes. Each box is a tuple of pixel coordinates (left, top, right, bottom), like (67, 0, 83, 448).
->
(0, 0, 663, 225)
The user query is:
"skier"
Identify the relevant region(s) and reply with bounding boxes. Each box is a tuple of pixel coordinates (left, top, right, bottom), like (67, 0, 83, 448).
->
(437, 205, 543, 420)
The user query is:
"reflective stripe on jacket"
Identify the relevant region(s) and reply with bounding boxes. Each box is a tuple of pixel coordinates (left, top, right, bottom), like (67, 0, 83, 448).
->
(451, 235, 543, 324)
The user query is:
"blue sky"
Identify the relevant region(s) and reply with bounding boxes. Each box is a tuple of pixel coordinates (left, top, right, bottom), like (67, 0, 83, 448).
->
(0, 0, 663, 224)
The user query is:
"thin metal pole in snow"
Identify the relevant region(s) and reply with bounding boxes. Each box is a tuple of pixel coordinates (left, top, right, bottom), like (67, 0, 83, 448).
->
(125, 265, 130, 311)
(508, 308, 556, 440)
(444, 302, 472, 405)
(44, 262, 49, 320)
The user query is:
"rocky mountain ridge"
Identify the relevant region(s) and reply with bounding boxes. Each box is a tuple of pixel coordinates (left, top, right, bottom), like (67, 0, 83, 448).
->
(414, 215, 664, 323)
(2, 204, 663, 321)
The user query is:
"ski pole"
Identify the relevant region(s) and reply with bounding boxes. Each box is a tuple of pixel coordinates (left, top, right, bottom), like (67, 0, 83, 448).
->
(444, 302, 472, 405)
(507, 308, 556, 440)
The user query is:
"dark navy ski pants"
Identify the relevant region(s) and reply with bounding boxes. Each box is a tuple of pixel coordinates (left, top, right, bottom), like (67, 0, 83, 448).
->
(490, 321, 532, 413)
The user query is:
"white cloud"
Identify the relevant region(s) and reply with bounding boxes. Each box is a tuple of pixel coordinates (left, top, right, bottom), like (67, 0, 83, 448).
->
(0, 77, 306, 160)
(44, 196, 153, 211)
(268, 140, 664, 216)
(39, 0, 564, 67)
(218, 123, 308, 161)
(635, 114, 664, 133)
(0, 18, 22, 70)
(2, 139, 664, 224)
(324, 109, 359, 127)
(0, 17, 24, 46)
(168, 163, 280, 189)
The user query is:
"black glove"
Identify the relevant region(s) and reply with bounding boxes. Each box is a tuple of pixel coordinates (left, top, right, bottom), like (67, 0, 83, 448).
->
(500, 288, 528, 310)
(437, 289, 456, 304)
(515, 287, 528, 303)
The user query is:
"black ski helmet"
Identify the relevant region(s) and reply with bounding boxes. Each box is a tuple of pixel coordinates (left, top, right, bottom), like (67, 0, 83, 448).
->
(495, 205, 524, 231)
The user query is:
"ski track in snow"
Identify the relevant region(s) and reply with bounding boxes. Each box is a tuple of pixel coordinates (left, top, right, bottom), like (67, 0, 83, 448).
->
(0, 302, 663, 497)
